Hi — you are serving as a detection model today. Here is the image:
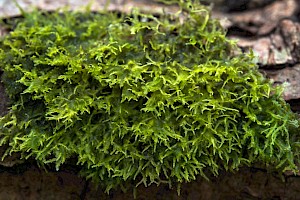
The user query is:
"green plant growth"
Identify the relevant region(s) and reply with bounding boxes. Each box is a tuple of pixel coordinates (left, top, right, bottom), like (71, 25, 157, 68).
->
(0, 1, 299, 193)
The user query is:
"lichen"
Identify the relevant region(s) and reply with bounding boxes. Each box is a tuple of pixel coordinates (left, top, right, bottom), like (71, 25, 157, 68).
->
(0, 1, 299, 193)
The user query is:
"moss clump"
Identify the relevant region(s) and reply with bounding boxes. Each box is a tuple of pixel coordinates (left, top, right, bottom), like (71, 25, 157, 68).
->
(0, 1, 299, 192)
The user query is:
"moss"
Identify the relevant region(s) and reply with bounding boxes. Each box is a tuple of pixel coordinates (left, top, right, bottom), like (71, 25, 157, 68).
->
(0, 1, 299, 193)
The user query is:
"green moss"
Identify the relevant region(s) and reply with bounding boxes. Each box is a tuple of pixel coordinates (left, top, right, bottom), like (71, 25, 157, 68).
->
(0, 1, 299, 193)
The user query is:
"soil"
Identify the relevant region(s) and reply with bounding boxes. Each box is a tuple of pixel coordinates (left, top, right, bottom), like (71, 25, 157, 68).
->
(3, 162, 300, 200)
(1, 0, 300, 199)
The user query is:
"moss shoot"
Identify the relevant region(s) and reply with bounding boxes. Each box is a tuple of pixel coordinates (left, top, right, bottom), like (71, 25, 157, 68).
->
(0, 1, 299, 193)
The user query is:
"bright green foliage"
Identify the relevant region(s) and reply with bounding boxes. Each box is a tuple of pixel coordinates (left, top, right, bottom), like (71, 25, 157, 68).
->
(0, 2, 299, 192)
